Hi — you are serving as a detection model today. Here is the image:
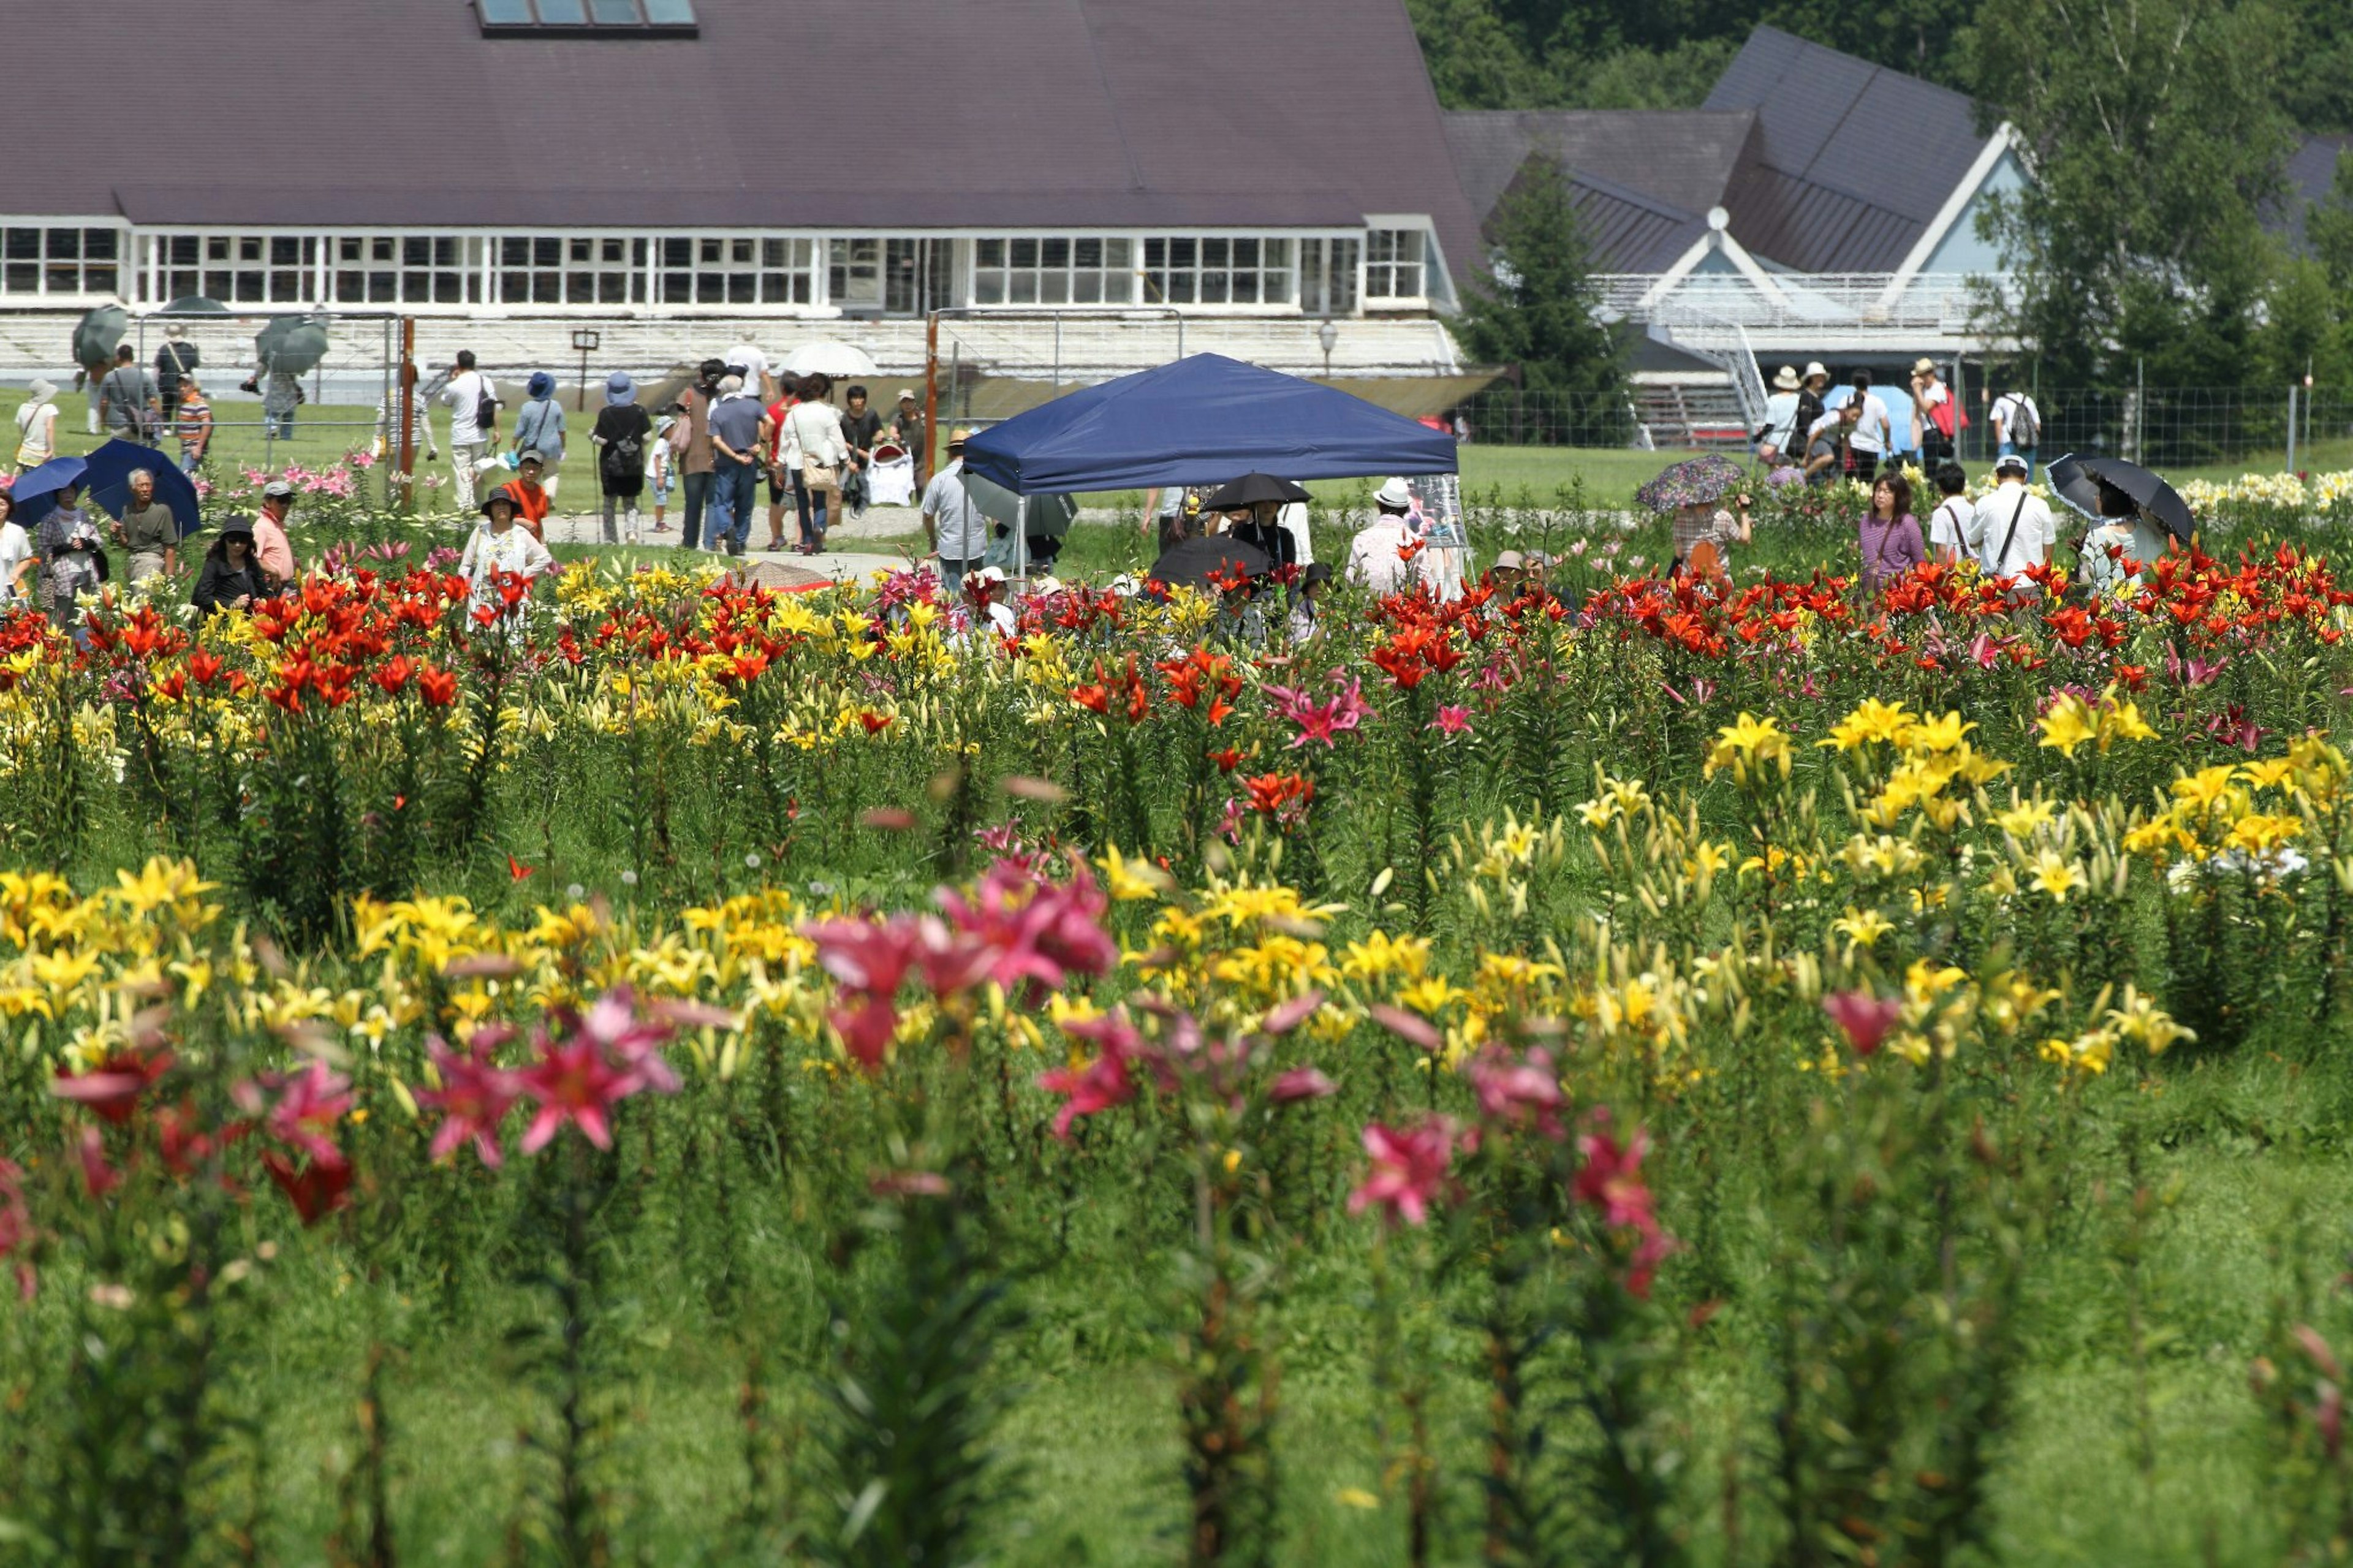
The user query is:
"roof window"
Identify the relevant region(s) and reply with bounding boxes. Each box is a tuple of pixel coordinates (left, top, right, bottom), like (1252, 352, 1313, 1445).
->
(477, 0, 697, 36)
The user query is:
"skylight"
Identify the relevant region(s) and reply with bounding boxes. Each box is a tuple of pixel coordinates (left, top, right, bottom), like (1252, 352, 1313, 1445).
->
(477, 0, 696, 36)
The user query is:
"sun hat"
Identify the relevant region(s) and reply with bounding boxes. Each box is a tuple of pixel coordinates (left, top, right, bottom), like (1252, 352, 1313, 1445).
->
(1803, 362, 1829, 382)
(654, 413, 676, 435)
(1493, 549, 1526, 572)
(165, 323, 189, 339)
(517, 448, 547, 468)
(216, 520, 255, 543)
(1912, 357, 1938, 376)
(260, 479, 295, 501)
(946, 426, 971, 448)
(1373, 477, 1412, 510)
(480, 494, 518, 519)
(1993, 452, 2031, 476)
(27, 378, 55, 401)
(526, 370, 556, 400)
(606, 371, 636, 406)
(1771, 366, 1802, 392)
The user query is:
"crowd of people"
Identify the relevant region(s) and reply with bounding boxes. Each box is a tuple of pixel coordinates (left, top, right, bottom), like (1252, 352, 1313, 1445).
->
(400, 350, 928, 557)
(1751, 359, 2042, 485)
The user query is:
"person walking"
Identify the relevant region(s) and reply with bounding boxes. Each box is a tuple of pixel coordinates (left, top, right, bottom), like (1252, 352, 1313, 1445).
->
(252, 479, 300, 591)
(762, 374, 801, 551)
(648, 410, 676, 533)
(591, 371, 652, 545)
(155, 324, 200, 428)
(920, 428, 990, 594)
(34, 482, 106, 627)
(373, 379, 439, 478)
(0, 491, 32, 608)
(113, 468, 179, 586)
(1758, 366, 1803, 463)
(189, 524, 265, 616)
(1855, 471, 1925, 594)
(839, 384, 884, 521)
(1991, 387, 2042, 471)
(497, 450, 555, 541)
(100, 345, 161, 445)
(703, 374, 768, 556)
(439, 350, 498, 510)
(724, 339, 775, 403)
(1795, 362, 1830, 446)
(510, 371, 568, 502)
(782, 374, 847, 555)
(13, 378, 59, 473)
(1911, 359, 1960, 469)
(173, 377, 214, 474)
(1822, 371, 1893, 477)
(893, 389, 928, 483)
(246, 359, 303, 444)
(676, 358, 723, 550)
(1344, 478, 1420, 595)
(458, 492, 556, 629)
(1924, 462, 1972, 565)
(1964, 452, 2055, 588)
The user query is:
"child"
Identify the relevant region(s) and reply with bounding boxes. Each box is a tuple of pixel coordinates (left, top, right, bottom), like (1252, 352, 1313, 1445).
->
(648, 412, 676, 534)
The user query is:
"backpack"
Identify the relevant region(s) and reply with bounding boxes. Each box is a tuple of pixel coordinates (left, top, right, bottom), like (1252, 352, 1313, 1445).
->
(2002, 395, 2038, 448)
(474, 381, 501, 435)
(602, 415, 644, 480)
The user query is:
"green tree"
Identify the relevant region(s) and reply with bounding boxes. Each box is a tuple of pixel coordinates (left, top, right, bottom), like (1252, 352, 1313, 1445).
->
(1451, 159, 1630, 435)
(1406, 0, 1561, 108)
(1969, 0, 2297, 391)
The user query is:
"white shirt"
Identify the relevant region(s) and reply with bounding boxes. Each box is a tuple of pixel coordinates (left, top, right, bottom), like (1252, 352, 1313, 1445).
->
(1964, 480, 2056, 578)
(724, 344, 769, 391)
(13, 399, 56, 464)
(920, 460, 990, 560)
(1759, 390, 1800, 453)
(0, 520, 31, 603)
(442, 370, 497, 445)
(1991, 393, 2040, 449)
(457, 521, 553, 611)
(1820, 388, 1894, 453)
(784, 401, 847, 468)
(1346, 515, 1415, 596)
(1926, 495, 1972, 557)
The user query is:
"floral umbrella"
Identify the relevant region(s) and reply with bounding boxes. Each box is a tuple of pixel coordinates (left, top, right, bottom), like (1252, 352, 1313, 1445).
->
(1635, 453, 1747, 513)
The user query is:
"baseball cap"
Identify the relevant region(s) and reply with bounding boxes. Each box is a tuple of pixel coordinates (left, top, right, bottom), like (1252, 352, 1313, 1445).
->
(260, 479, 295, 500)
(1993, 452, 2031, 476)
(896, 388, 916, 402)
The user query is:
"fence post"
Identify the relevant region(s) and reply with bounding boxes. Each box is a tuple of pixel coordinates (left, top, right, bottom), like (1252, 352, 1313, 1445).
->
(2287, 385, 2298, 475)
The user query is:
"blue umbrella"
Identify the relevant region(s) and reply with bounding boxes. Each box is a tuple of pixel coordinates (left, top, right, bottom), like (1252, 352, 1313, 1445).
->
(12, 440, 203, 539)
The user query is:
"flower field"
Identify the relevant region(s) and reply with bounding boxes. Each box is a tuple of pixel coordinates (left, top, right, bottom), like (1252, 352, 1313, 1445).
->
(9, 504, 2353, 1564)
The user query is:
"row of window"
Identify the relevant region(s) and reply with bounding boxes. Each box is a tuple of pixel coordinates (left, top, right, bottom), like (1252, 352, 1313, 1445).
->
(6, 225, 1428, 311)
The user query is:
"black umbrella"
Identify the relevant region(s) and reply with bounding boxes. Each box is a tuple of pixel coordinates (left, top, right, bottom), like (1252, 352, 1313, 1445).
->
(2047, 453, 2194, 543)
(1147, 536, 1272, 591)
(1199, 472, 1311, 510)
(255, 314, 331, 376)
(72, 304, 127, 369)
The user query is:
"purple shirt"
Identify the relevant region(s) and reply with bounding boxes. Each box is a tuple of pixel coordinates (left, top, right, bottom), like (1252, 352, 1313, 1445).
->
(1857, 512, 1925, 593)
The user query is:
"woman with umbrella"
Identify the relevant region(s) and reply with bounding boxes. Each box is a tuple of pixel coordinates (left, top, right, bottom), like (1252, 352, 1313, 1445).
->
(190, 523, 265, 617)
(2049, 455, 2184, 598)
(1637, 455, 1751, 583)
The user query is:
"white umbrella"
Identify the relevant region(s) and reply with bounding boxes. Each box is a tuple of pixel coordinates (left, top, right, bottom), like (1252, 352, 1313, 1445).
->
(779, 340, 877, 378)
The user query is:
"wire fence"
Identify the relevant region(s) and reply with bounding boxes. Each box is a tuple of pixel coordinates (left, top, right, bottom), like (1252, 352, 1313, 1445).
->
(1461, 384, 2353, 469)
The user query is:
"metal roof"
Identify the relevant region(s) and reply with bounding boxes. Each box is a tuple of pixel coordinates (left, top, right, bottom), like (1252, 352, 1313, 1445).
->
(4, 0, 1481, 286)
(1443, 110, 1758, 225)
(2275, 135, 2353, 251)
(1701, 26, 1993, 271)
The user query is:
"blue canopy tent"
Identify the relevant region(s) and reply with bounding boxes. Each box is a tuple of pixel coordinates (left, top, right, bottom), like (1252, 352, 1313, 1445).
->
(12, 440, 203, 539)
(960, 354, 1458, 581)
(961, 353, 1457, 494)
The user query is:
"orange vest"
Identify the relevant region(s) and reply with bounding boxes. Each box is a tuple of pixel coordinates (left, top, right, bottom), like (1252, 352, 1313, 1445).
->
(500, 478, 550, 531)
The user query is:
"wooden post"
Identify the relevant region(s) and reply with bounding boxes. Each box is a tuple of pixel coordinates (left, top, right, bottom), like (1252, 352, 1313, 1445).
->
(398, 316, 417, 509)
(922, 310, 940, 488)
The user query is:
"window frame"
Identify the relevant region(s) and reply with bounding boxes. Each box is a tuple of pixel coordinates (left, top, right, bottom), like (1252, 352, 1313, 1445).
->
(475, 0, 697, 36)
(0, 219, 127, 301)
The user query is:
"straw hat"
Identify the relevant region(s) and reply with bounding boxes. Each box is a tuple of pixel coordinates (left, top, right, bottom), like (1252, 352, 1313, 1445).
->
(1771, 366, 1801, 392)
(1373, 477, 1412, 510)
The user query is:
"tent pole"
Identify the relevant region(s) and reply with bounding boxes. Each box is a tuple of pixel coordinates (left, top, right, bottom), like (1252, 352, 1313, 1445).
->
(1015, 493, 1028, 592)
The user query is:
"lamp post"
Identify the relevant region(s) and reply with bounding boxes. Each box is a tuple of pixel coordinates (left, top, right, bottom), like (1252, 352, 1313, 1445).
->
(571, 327, 601, 412)
(1317, 317, 1338, 381)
